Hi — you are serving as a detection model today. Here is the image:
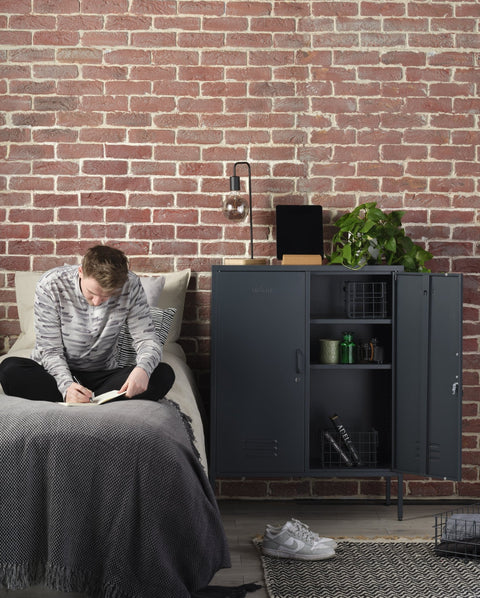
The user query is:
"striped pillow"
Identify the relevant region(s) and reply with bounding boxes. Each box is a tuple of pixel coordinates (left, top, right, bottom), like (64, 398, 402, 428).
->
(115, 306, 176, 367)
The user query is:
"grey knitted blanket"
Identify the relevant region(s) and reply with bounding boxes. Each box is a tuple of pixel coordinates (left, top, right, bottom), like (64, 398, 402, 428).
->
(0, 395, 230, 598)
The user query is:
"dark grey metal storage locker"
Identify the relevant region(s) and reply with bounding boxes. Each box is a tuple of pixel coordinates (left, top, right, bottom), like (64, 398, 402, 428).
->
(210, 265, 463, 519)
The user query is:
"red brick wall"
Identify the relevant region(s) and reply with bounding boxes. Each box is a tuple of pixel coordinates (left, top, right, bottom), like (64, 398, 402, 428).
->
(1, 0, 479, 500)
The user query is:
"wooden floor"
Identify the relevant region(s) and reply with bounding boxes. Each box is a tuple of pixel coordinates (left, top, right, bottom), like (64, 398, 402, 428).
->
(211, 499, 469, 597)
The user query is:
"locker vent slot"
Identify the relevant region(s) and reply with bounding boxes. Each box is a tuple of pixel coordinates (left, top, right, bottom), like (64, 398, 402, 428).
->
(243, 439, 278, 458)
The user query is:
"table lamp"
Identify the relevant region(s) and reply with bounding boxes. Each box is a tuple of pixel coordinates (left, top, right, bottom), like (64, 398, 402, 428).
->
(222, 161, 268, 265)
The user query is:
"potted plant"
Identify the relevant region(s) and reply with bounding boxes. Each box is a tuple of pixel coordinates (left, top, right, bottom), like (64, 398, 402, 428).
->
(326, 202, 432, 272)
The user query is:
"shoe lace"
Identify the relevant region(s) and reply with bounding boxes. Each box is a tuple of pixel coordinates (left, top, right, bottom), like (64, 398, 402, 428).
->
(290, 519, 320, 544)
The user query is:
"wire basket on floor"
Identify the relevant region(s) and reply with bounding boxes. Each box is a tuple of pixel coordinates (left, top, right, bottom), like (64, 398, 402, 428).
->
(320, 429, 378, 468)
(345, 281, 388, 319)
(434, 503, 480, 559)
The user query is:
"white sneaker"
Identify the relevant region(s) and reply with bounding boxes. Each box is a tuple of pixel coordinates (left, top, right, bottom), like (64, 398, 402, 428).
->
(289, 518, 338, 550)
(262, 519, 336, 561)
(265, 519, 338, 550)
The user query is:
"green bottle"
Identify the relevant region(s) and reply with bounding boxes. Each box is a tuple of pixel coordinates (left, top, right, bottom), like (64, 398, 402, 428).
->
(340, 332, 355, 364)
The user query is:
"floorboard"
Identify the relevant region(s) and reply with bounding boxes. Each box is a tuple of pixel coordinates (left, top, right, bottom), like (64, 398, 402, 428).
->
(212, 500, 471, 597)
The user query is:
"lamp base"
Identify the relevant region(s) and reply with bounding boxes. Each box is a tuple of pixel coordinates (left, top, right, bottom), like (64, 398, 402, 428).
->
(223, 257, 269, 265)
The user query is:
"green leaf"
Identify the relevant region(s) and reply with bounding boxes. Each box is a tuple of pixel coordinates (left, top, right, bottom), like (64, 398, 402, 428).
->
(343, 244, 352, 262)
(385, 237, 396, 253)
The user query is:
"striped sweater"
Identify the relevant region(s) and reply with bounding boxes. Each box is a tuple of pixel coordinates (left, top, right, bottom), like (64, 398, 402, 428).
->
(32, 265, 161, 396)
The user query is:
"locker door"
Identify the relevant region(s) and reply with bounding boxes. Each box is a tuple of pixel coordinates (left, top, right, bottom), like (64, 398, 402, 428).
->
(395, 274, 429, 475)
(211, 269, 306, 475)
(427, 274, 462, 479)
(395, 273, 462, 480)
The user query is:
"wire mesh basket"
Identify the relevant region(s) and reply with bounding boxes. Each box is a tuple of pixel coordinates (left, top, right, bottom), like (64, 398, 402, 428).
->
(320, 429, 378, 468)
(345, 281, 388, 319)
(434, 503, 480, 559)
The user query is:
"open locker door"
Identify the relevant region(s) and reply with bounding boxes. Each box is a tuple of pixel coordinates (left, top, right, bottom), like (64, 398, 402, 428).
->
(395, 273, 462, 480)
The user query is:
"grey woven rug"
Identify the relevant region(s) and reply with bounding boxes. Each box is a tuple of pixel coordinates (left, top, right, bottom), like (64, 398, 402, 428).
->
(254, 538, 480, 598)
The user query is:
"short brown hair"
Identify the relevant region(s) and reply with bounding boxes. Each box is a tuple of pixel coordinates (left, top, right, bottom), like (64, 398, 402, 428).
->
(81, 245, 129, 292)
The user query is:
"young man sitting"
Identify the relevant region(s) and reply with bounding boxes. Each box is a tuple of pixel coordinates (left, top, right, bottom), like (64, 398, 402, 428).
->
(0, 245, 174, 404)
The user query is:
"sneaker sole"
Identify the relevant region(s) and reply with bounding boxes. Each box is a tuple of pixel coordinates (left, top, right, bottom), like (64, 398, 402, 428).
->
(262, 547, 335, 561)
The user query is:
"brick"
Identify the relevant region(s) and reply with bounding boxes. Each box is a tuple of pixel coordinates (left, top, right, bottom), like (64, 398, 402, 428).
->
(9, 47, 54, 62)
(33, 128, 77, 143)
(269, 480, 311, 498)
(382, 50, 426, 66)
(35, 0, 79, 13)
(82, 160, 128, 175)
(9, 208, 54, 223)
(58, 143, 102, 160)
(0, 224, 30, 239)
(10, 177, 54, 191)
(178, 32, 224, 48)
(33, 224, 79, 238)
(384, 17, 429, 32)
(34, 193, 78, 207)
(361, 32, 406, 47)
(0, 95, 32, 113)
(80, 224, 127, 239)
(105, 15, 152, 31)
(407, 481, 455, 497)
(32, 64, 78, 80)
(108, 144, 154, 160)
(382, 178, 428, 193)
(311, 479, 359, 496)
(132, 32, 177, 47)
(81, 95, 129, 111)
(33, 31, 80, 45)
(218, 479, 268, 498)
(0, 162, 30, 175)
(34, 96, 79, 112)
(409, 33, 454, 48)
(57, 15, 103, 30)
(81, 31, 129, 46)
(133, 0, 177, 15)
(105, 177, 151, 192)
(177, 97, 224, 113)
(0, 0, 30, 12)
(57, 48, 102, 64)
(81, 0, 129, 14)
(57, 176, 103, 192)
(8, 240, 54, 255)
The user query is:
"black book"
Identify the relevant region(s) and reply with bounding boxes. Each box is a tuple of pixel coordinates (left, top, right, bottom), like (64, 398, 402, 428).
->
(329, 413, 361, 465)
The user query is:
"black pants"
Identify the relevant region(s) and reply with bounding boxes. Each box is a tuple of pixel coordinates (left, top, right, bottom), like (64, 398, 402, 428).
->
(0, 357, 175, 403)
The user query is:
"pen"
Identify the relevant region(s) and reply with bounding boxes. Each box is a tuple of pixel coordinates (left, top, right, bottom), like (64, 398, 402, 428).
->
(73, 376, 94, 402)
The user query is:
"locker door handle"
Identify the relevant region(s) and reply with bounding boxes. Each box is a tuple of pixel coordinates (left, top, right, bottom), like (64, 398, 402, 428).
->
(295, 349, 303, 375)
(451, 382, 459, 396)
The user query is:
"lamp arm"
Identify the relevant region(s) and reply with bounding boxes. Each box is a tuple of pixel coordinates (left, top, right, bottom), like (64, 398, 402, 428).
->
(233, 161, 254, 260)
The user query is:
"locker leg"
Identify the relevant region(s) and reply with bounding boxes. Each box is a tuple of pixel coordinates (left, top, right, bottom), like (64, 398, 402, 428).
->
(385, 476, 391, 505)
(397, 473, 404, 521)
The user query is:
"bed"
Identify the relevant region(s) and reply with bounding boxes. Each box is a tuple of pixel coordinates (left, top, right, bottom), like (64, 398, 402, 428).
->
(0, 270, 230, 598)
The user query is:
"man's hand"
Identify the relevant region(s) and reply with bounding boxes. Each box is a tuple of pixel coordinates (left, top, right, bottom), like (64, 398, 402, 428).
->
(66, 382, 93, 403)
(120, 366, 149, 398)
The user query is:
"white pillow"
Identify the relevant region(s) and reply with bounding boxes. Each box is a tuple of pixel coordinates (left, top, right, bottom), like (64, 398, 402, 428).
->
(10, 271, 43, 354)
(148, 269, 191, 343)
(139, 275, 165, 306)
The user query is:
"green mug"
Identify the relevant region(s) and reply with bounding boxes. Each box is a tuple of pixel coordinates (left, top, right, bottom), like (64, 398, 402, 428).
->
(319, 339, 340, 364)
